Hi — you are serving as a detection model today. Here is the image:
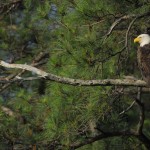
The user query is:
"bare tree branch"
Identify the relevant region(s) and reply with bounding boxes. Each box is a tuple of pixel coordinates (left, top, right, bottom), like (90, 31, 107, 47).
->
(0, 52, 49, 93)
(69, 129, 150, 150)
(119, 100, 136, 115)
(0, 61, 48, 77)
(104, 15, 135, 40)
(70, 130, 138, 149)
(135, 87, 145, 134)
(0, 76, 42, 83)
(125, 17, 138, 53)
(104, 11, 150, 41)
(0, 60, 148, 87)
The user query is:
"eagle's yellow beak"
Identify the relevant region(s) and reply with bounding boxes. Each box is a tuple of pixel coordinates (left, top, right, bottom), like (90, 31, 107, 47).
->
(134, 37, 141, 43)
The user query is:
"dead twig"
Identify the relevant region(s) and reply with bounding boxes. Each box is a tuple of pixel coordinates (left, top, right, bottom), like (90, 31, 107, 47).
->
(119, 100, 136, 115)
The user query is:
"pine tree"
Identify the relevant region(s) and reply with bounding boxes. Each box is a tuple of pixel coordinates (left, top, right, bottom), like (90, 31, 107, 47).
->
(0, 0, 150, 149)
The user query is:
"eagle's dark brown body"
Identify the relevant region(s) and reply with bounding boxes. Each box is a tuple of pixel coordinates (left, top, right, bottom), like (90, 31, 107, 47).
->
(137, 44, 150, 85)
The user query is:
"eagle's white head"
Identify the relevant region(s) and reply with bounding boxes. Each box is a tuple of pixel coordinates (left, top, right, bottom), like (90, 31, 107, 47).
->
(134, 34, 150, 47)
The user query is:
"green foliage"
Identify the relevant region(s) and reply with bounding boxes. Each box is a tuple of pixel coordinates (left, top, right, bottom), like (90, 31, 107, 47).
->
(0, 0, 150, 149)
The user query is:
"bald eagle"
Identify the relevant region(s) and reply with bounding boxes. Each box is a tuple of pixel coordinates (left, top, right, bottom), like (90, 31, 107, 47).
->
(134, 34, 150, 85)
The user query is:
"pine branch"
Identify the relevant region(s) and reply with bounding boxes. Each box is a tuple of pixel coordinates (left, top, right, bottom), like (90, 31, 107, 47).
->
(69, 130, 150, 150)
(69, 130, 138, 149)
(0, 52, 49, 93)
(0, 60, 147, 87)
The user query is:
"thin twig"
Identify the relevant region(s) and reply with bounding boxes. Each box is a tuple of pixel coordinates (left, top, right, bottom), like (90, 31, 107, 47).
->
(125, 17, 138, 54)
(119, 100, 136, 115)
(104, 11, 150, 41)
(136, 87, 144, 134)
(104, 15, 136, 40)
